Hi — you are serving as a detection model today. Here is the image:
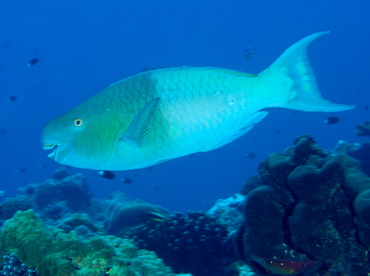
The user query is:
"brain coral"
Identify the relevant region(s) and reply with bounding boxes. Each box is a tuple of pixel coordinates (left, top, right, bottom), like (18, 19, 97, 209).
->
(0, 210, 184, 276)
(234, 135, 370, 275)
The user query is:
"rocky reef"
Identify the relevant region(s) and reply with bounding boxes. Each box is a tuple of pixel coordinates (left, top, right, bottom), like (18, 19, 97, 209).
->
(235, 135, 370, 275)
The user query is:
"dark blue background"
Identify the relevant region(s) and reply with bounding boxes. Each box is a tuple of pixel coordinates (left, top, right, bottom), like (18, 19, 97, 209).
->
(0, 1, 368, 212)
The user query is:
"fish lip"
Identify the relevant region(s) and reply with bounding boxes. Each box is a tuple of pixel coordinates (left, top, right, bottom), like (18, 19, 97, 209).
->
(42, 143, 59, 160)
(42, 143, 58, 150)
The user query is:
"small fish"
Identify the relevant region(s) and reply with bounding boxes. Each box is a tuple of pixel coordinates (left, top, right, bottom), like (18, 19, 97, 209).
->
(99, 170, 116, 179)
(41, 32, 354, 171)
(6, 96, 17, 102)
(252, 257, 317, 275)
(245, 152, 256, 158)
(245, 52, 253, 60)
(137, 211, 168, 223)
(27, 58, 38, 67)
(324, 116, 340, 125)
(14, 168, 26, 174)
(121, 177, 133, 184)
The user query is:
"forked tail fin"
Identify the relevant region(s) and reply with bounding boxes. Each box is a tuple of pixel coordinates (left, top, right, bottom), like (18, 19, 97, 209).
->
(265, 32, 355, 112)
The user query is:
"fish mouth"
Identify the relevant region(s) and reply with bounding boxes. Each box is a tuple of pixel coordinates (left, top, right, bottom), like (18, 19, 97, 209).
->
(42, 143, 59, 160)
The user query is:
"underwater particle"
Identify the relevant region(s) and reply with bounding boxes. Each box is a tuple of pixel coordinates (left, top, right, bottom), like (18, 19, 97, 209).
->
(27, 58, 38, 67)
(245, 152, 256, 159)
(364, 106, 369, 111)
(99, 170, 116, 179)
(6, 96, 17, 102)
(121, 178, 133, 184)
(324, 116, 340, 124)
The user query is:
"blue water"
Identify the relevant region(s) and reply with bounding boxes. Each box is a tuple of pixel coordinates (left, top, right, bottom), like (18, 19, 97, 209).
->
(0, 0, 369, 213)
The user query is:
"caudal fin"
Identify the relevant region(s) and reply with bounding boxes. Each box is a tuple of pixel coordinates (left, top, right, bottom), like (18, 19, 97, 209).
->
(266, 32, 355, 112)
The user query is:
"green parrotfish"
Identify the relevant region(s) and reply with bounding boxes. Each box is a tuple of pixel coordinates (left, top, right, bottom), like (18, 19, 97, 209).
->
(41, 32, 354, 170)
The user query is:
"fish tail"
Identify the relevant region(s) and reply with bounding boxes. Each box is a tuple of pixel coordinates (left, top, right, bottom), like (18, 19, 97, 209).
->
(263, 32, 355, 112)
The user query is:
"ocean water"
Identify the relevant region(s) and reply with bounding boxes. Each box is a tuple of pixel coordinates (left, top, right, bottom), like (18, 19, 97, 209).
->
(0, 0, 369, 213)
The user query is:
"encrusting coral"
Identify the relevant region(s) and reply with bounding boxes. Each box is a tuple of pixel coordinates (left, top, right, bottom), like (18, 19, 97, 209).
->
(0, 210, 186, 276)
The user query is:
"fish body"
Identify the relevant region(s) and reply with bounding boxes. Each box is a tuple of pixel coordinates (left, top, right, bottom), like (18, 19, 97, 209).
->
(252, 257, 317, 275)
(42, 32, 354, 170)
(324, 116, 340, 124)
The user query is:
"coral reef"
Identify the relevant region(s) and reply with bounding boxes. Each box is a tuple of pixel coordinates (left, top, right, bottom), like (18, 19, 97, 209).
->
(0, 166, 260, 275)
(18, 169, 92, 213)
(332, 140, 370, 177)
(0, 168, 172, 240)
(126, 211, 238, 276)
(0, 253, 37, 276)
(0, 169, 105, 235)
(205, 194, 245, 236)
(0, 210, 184, 276)
(0, 196, 33, 221)
(355, 120, 370, 137)
(234, 135, 370, 275)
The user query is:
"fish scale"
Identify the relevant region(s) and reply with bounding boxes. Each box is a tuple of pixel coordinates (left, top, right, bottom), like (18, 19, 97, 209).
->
(42, 32, 354, 170)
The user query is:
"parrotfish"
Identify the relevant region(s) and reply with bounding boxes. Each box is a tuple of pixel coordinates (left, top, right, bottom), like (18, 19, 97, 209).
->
(252, 257, 317, 275)
(41, 32, 354, 170)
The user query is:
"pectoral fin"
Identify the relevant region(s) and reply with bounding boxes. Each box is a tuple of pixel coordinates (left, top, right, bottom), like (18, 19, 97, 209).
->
(120, 98, 160, 148)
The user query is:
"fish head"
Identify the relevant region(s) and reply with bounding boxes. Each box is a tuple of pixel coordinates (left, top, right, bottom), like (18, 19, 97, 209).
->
(41, 105, 119, 169)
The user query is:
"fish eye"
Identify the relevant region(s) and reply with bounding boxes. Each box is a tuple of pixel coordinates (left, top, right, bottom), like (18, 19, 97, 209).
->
(74, 119, 84, 127)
